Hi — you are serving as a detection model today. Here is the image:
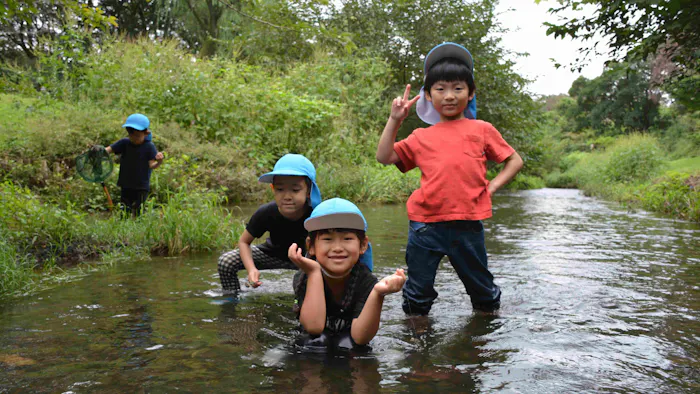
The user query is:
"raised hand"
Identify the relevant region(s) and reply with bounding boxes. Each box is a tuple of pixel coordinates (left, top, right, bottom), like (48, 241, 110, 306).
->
(288, 243, 321, 274)
(155, 152, 164, 161)
(374, 268, 407, 296)
(390, 85, 421, 121)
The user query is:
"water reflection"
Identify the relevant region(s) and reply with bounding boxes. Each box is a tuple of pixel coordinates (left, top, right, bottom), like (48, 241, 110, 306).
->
(0, 189, 698, 392)
(262, 352, 382, 394)
(386, 314, 506, 391)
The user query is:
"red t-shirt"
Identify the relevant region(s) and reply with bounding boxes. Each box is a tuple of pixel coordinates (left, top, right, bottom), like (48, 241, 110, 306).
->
(394, 118, 515, 222)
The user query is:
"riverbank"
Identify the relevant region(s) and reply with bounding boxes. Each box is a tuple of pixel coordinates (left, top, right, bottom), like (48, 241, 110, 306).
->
(0, 183, 242, 298)
(545, 134, 699, 222)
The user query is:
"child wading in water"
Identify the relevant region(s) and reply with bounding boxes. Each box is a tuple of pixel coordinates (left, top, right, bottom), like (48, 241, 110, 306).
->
(288, 198, 406, 349)
(217, 154, 321, 294)
(376, 43, 523, 314)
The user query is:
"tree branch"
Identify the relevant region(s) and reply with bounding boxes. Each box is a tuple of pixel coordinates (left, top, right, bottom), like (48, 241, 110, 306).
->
(183, 0, 208, 33)
(218, 0, 293, 31)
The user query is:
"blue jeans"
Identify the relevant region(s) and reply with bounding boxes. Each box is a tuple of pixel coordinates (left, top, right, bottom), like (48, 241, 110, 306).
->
(402, 220, 501, 314)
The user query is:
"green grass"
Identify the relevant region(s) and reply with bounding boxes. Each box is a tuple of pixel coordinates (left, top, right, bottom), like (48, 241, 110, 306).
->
(0, 232, 35, 298)
(0, 182, 244, 298)
(542, 135, 700, 222)
(666, 156, 700, 173)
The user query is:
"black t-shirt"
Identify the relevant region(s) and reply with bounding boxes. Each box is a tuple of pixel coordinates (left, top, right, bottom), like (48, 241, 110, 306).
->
(246, 201, 312, 260)
(294, 264, 378, 334)
(110, 139, 158, 190)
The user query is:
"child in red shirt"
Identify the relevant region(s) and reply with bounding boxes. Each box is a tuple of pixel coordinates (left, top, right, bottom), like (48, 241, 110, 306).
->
(376, 42, 523, 314)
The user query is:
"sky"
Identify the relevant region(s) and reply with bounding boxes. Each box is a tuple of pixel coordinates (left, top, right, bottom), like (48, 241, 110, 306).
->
(494, 0, 609, 97)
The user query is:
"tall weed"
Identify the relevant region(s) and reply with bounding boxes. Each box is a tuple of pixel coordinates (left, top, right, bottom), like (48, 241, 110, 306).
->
(91, 189, 243, 257)
(0, 181, 88, 262)
(603, 134, 663, 183)
(0, 229, 35, 298)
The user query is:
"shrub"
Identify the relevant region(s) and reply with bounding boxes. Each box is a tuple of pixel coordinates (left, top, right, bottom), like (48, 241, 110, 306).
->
(639, 172, 700, 221)
(562, 151, 605, 188)
(559, 151, 589, 172)
(661, 112, 700, 159)
(544, 170, 578, 188)
(603, 134, 663, 183)
(508, 174, 546, 190)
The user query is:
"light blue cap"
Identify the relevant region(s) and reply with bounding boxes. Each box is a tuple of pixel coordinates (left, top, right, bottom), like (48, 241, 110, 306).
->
(258, 154, 322, 208)
(417, 42, 477, 124)
(304, 198, 373, 271)
(122, 113, 150, 131)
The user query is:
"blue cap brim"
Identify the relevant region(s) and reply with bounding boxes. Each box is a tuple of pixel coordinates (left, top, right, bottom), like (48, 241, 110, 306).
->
(258, 169, 309, 183)
(304, 213, 366, 232)
(122, 123, 149, 131)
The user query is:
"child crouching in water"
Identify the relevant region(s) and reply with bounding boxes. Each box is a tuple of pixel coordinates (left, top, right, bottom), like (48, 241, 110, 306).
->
(218, 154, 321, 294)
(288, 198, 406, 349)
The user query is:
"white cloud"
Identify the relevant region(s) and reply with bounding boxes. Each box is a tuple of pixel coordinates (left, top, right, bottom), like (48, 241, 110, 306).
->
(495, 0, 610, 96)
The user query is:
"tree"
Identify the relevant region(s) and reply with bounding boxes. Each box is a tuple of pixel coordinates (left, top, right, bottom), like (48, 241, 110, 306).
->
(539, 0, 699, 72)
(566, 62, 660, 134)
(0, 0, 116, 62)
(98, 0, 180, 39)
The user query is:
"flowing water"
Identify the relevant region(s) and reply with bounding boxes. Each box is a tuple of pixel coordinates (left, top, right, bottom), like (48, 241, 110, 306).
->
(1, 189, 698, 393)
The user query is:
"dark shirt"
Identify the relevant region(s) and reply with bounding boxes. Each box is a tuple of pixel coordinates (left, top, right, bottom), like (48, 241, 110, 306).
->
(294, 264, 378, 334)
(246, 201, 312, 260)
(110, 139, 157, 190)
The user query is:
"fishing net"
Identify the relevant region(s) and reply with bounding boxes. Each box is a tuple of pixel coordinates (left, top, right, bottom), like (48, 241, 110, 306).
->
(76, 145, 113, 183)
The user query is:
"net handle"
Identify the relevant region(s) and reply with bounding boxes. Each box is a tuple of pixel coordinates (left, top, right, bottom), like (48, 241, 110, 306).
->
(102, 182, 114, 211)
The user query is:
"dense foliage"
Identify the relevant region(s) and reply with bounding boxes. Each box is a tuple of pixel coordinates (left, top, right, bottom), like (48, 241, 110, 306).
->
(564, 62, 660, 133)
(540, 0, 699, 113)
(540, 0, 699, 71)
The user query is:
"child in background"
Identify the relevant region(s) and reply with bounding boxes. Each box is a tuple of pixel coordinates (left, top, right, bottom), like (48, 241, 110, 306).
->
(103, 113, 164, 216)
(376, 42, 523, 314)
(288, 198, 406, 348)
(217, 154, 322, 294)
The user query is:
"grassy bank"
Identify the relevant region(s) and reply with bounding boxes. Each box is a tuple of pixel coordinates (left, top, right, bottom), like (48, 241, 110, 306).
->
(0, 181, 243, 298)
(546, 134, 700, 221)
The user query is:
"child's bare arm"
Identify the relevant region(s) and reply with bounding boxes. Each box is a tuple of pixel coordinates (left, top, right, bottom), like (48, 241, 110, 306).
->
(299, 270, 326, 334)
(148, 152, 164, 170)
(376, 85, 420, 165)
(238, 230, 261, 287)
(104, 146, 113, 154)
(288, 243, 326, 334)
(351, 269, 406, 345)
(488, 152, 524, 195)
(376, 118, 401, 164)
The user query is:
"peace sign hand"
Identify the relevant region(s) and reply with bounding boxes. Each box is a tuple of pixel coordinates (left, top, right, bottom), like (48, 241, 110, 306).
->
(390, 84, 421, 121)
